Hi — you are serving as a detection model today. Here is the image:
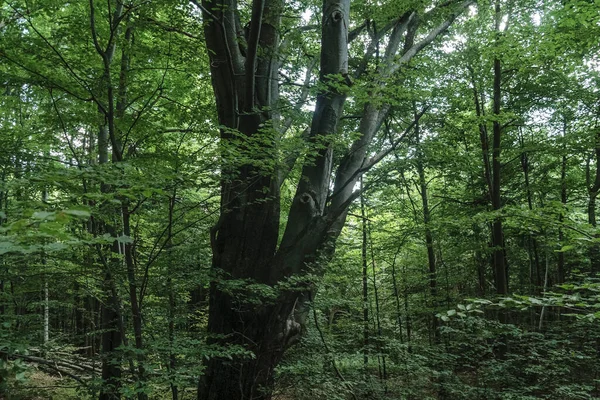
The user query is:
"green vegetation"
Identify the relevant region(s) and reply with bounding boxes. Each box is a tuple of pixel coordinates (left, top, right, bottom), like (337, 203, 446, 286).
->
(1, 0, 599, 399)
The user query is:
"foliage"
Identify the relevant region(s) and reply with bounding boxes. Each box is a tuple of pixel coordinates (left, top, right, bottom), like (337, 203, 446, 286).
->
(1, 0, 600, 398)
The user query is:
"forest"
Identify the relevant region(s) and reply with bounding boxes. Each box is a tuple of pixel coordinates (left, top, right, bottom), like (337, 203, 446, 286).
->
(0, 0, 599, 399)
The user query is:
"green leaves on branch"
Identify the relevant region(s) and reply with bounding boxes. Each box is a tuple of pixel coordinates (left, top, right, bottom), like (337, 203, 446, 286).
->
(440, 282, 600, 323)
(0, 208, 90, 255)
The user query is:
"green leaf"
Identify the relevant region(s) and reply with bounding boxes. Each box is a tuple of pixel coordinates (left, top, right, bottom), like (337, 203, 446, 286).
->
(558, 245, 575, 252)
(32, 211, 54, 220)
(116, 235, 134, 244)
(64, 209, 91, 218)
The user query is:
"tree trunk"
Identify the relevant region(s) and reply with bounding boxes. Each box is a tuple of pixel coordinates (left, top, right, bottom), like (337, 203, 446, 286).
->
(492, 0, 507, 295)
(196, 0, 473, 397)
(368, 214, 387, 385)
(122, 204, 148, 399)
(558, 119, 568, 284)
(361, 186, 369, 371)
(415, 105, 438, 343)
(389, 245, 405, 358)
(167, 193, 178, 400)
(197, 0, 352, 395)
(98, 274, 123, 400)
(519, 131, 542, 289)
(588, 128, 600, 276)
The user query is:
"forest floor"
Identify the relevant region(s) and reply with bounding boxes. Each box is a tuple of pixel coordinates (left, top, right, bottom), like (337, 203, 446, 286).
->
(10, 369, 80, 399)
(13, 369, 299, 400)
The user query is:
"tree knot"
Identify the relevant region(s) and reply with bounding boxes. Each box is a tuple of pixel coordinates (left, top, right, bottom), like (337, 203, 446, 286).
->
(296, 191, 319, 218)
(300, 193, 312, 204)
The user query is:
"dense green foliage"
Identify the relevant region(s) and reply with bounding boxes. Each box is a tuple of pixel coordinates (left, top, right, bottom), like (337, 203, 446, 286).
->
(1, 0, 600, 399)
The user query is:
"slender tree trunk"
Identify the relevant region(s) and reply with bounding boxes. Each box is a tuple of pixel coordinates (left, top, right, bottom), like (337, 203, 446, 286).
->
(92, 5, 148, 397)
(43, 279, 49, 345)
(475, 249, 487, 296)
(415, 105, 438, 343)
(538, 250, 550, 330)
(390, 246, 404, 346)
(519, 132, 541, 289)
(468, 65, 493, 201)
(99, 274, 123, 400)
(361, 185, 369, 371)
(468, 65, 498, 293)
(368, 216, 387, 385)
(402, 262, 412, 353)
(80, 130, 97, 357)
(94, 1, 123, 391)
(558, 119, 568, 284)
(166, 191, 178, 400)
(98, 119, 123, 400)
(41, 188, 50, 346)
(492, 0, 507, 295)
(121, 205, 148, 399)
(0, 174, 5, 318)
(588, 191, 600, 274)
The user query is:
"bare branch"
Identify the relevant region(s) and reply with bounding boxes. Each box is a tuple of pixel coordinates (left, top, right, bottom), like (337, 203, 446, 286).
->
(327, 105, 429, 207)
(387, 0, 475, 77)
(354, 12, 414, 79)
(281, 57, 318, 135)
(244, 0, 266, 110)
(348, 20, 367, 42)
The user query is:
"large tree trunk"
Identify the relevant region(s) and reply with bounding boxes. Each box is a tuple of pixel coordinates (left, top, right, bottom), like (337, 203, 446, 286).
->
(196, 0, 473, 398)
(197, 0, 330, 396)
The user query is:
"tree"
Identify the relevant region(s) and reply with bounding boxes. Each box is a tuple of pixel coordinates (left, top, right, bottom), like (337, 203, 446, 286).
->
(195, 0, 474, 398)
(5, 1, 600, 399)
